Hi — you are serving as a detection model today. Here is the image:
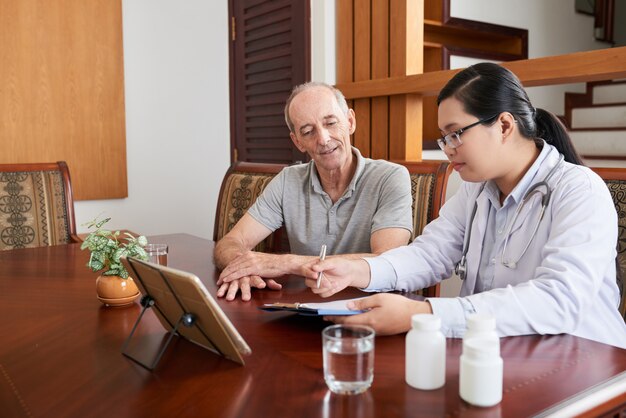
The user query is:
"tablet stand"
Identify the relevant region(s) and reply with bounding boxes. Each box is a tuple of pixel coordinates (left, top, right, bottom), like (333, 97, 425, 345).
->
(121, 295, 198, 371)
(120, 257, 239, 368)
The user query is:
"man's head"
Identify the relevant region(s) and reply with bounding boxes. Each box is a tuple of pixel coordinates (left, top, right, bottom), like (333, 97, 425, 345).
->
(284, 82, 356, 173)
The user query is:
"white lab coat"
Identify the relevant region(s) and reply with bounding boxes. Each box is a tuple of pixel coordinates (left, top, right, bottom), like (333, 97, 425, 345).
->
(366, 143, 626, 349)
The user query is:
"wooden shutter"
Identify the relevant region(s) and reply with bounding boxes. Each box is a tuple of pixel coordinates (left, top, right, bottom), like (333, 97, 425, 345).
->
(229, 0, 310, 164)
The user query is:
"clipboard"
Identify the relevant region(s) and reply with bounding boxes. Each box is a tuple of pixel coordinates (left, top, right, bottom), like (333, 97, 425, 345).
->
(259, 297, 368, 316)
(121, 257, 251, 369)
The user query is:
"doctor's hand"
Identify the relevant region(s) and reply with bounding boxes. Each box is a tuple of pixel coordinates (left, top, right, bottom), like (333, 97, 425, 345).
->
(325, 293, 433, 336)
(303, 257, 371, 298)
(216, 275, 282, 302)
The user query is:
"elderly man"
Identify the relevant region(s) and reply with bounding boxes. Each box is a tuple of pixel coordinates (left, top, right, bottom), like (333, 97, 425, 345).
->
(215, 82, 413, 301)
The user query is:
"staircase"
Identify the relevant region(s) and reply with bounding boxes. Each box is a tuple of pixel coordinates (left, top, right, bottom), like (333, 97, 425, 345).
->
(564, 80, 626, 167)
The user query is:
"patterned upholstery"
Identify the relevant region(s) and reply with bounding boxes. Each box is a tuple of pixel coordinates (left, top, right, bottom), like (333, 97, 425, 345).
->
(605, 180, 626, 319)
(409, 172, 437, 241)
(0, 162, 78, 250)
(590, 167, 626, 320)
(214, 162, 287, 253)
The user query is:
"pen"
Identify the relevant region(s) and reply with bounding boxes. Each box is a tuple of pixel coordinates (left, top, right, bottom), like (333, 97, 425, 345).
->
(316, 244, 327, 289)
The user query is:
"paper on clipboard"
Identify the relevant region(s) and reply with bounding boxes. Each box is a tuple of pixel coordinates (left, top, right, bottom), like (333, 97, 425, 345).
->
(259, 297, 368, 316)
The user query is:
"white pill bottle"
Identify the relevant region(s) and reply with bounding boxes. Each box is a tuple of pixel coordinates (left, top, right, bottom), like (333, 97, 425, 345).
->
(463, 313, 499, 346)
(405, 314, 446, 390)
(459, 336, 503, 407)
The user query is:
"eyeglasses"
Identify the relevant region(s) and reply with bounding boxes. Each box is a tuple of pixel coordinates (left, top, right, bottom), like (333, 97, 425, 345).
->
(437, 115, 498, 151)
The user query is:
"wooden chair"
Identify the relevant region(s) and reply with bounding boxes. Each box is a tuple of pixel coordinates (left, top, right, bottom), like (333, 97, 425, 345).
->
(396, 160, 452, 297)
(0, 161, 79, 250)
(214, 161, 289, 253)
(590, 166, 626, 320)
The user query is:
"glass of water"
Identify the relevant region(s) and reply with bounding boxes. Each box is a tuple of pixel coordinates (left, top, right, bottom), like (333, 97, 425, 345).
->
(145, 243, 168, 266)
(322, 324, 375, 395)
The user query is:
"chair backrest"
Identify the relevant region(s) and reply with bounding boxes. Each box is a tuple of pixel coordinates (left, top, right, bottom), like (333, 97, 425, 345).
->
(0, 161, 79, 250)
(590, 166, 626, 320)
(214, 161, 289, 253)
(396, 160, 452, 297)
(397, 160, 452, 241)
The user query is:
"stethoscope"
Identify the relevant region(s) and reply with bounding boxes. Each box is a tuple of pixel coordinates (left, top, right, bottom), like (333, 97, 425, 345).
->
(455, 154, 564, 281)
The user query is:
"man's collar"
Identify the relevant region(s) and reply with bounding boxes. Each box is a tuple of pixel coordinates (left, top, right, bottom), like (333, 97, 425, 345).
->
(310, 146, 364, 197)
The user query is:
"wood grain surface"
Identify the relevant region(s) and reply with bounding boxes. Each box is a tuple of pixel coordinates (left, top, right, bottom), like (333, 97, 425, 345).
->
(1, 234, 625, 417)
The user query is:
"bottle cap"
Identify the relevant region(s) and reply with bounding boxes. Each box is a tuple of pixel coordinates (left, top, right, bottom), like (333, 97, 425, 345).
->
(463, 336, 500, 357)
(466, 313, 496, 332)
(411, 313, 441, 331)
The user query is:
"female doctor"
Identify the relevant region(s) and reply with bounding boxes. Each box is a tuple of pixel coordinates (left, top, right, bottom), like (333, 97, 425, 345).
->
(305, 62, 626, 349)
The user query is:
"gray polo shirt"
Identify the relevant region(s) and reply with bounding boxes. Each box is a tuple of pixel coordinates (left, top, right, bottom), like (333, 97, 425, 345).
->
(247, 147, 413, 255)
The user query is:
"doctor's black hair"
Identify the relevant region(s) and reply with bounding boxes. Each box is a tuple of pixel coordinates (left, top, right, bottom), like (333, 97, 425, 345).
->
(437, 62, 583, 165)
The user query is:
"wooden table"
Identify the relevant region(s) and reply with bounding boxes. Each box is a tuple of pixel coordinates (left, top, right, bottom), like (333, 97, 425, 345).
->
(1, 233, 626, 417)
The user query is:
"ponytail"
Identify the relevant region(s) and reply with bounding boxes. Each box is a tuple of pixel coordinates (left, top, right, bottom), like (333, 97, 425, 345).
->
(534, 108, 583, 165)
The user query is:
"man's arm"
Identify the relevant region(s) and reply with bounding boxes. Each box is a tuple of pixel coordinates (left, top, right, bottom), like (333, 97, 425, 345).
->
(370, 227, 411, 254)
(215, 213, 317, 301)
(215, 214, 286, 301)
(222, 225, 409, 273)
(214, 213, 273, 270)
(217, 222, 410, 283)
(367, 164, 414, 253)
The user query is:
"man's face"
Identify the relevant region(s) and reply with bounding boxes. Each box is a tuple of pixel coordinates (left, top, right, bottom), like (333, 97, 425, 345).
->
(288, 87, 356, 173)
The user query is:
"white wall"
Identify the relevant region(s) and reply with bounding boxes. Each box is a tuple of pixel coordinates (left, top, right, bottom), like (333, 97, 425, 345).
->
(311, 0, 336, 85)
(74, 0, 230, 239)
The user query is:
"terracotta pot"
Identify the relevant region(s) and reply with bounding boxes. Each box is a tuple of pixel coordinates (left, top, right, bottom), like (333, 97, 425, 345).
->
(96, 275, 140, 307)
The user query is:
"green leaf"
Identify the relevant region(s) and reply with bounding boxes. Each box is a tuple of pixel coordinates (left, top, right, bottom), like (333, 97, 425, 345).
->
(135, 247, 148, 261)
(95, 217, 111, 229)
(111, 248, 125, 264)
(87, 258, 105, 272)
(80, 216, 136, 277)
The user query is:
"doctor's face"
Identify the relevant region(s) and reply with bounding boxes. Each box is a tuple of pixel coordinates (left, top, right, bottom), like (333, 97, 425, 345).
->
(288, 87, 356, 173)
(437, 98, 503, 183)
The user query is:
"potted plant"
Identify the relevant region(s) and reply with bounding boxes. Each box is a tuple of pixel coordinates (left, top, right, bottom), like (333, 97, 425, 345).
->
(81, 217, 149, 306)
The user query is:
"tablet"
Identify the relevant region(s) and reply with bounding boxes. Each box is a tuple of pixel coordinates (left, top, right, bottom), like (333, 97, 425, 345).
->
(124, 257, 251, 365)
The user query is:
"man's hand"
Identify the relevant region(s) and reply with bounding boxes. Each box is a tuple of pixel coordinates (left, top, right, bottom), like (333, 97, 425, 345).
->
(302, 257, 371, 297)
(325, 294, 432, 335)
(218, 251, 303, 284)
(216, 275, 282, 301)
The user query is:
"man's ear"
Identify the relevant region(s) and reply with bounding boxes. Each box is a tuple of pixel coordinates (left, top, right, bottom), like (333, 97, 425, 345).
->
(347, 109, 356, 135)
(499, 112, 516, 141)
(290, 132, 306, 152)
